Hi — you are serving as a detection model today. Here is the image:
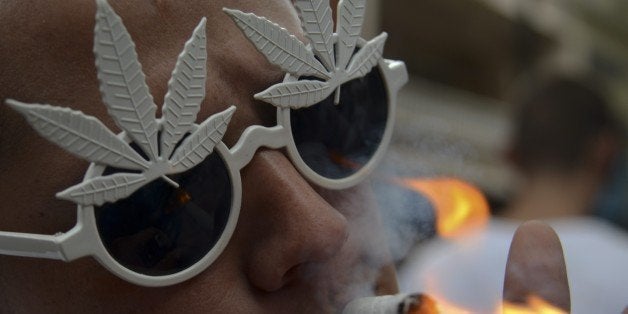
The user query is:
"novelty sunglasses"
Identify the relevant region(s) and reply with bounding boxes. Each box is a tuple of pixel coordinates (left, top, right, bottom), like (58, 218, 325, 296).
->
(0, 0, 407, 286)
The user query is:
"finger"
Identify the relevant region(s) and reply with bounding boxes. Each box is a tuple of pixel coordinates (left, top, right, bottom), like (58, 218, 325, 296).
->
(503, 220, 570, 312)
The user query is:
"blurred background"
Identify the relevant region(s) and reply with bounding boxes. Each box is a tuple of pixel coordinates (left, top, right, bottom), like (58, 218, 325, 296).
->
(361, 2, 628, 311)
(354, 0, 628, 313)
(363, 0, 627, 218)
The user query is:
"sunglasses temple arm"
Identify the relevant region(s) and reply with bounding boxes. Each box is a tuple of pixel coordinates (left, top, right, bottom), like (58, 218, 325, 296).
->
(0, 230, 67, 261)
(229, 124, 289, 170)
(0, 223, 92, 262)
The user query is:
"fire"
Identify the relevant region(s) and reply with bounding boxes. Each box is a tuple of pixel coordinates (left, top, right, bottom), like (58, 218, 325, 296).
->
(432, 297, 472, 314)
(406, 294, 471, 314)
(393, 178, 565, 314)
(408, 294, 566, 314)
(397, 177, 490, 238)
(502, 295, 568, 314)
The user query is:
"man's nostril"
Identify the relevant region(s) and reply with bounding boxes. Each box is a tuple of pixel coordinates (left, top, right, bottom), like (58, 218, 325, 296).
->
(282, 264, 302, 286)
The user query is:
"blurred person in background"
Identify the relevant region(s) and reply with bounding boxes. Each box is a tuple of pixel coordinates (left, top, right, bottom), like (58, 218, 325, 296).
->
(399, 77, 628, 313)
(505, 78, 626, 227)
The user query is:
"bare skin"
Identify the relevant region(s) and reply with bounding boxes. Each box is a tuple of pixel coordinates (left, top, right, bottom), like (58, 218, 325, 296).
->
(503, 221, 571, 312)
(0, 1, 395, 312)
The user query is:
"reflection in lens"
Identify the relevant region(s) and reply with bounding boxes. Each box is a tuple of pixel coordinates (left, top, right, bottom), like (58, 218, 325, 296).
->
(290, 68, 389, 179)
(95, 152, 232, 276)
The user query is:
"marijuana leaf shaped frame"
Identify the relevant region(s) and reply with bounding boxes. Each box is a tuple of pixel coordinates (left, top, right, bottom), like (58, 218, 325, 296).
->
(8, 6, 234, 207)
(0, 0, 245, 287)
(225, 0, 408, 189)
(225, 0, 387, 108)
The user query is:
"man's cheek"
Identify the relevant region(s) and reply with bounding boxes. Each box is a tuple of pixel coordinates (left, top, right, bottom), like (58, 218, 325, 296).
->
(321, 185, 392, 270)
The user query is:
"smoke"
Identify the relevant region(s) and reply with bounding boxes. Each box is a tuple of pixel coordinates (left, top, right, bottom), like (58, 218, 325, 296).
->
(371, 176, 437, 263)
(368, 127, 480, 264)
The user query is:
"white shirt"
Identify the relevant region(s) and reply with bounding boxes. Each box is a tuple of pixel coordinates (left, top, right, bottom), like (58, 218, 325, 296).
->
(398, 217, 628, 314)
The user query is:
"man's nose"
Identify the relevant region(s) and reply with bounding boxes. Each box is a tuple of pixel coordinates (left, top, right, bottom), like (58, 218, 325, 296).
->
(241, 150, 349, 292)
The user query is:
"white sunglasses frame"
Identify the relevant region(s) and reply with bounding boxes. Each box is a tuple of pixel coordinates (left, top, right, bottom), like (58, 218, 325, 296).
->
(0, 1, 407, 287)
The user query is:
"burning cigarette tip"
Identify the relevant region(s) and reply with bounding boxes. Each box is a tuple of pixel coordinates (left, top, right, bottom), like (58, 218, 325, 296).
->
(404, 294, 438, 314)
(343, 293, 438, 314)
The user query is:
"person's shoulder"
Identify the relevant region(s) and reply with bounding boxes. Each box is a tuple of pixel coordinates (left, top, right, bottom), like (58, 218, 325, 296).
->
(398, 218, 518, 291)
(549, 217, 628, 313)
(550, 216, 628, 247)
(401, 218, 520, 269)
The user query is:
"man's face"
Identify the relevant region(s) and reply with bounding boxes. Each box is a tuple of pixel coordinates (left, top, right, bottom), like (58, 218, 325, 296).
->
(0, 0, 394, 312)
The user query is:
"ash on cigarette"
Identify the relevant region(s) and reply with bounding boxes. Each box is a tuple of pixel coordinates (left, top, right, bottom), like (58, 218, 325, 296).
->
(402, 294, 438, 314)
(342, 293, 439, 314)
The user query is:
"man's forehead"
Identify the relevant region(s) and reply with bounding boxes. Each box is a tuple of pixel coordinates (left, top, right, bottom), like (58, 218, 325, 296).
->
(0, 0, 301, 144)
(0, 0, 302, 54)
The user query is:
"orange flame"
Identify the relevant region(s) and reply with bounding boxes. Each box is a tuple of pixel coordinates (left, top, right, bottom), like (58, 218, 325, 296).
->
(400, 293, 472, 314)
(432, 297, 473, 314)
(502, 295, 568, 314)
(411, 294, 566, 314)
(397, 177, 490, 238)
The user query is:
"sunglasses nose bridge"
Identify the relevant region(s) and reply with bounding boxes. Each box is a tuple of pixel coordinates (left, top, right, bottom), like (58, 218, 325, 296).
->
(228, 124, 290, 170)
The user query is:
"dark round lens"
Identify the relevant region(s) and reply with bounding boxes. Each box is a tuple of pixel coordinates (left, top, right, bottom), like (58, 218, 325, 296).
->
(95, 152, 232, 277)
(290, 68, 389, 179)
